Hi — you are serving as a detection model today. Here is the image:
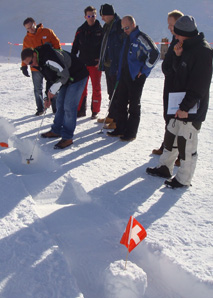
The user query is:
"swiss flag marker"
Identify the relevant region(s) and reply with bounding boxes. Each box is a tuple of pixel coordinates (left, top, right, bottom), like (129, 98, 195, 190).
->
(120, 216, 147, 269)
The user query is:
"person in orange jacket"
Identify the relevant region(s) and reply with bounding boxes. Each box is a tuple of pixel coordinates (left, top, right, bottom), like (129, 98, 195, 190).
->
(21, 17, 61, 115)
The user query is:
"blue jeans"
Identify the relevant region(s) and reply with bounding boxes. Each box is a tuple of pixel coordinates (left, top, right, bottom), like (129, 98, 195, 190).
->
(51, 77, 88, 139)
(32, 71, 44, 112)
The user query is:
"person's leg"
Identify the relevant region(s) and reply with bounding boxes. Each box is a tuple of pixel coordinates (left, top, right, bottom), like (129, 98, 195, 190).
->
(124, 75, 146, 138)
(51, 86, 67, 135)
(113, 77, 129, 135)
(89, 66, 102, 114)
(31, 71, 44, 113)
(158, 119, 179, 174)
(175, 122, 199, 185)
(77, 76, 89, 116)
(104, 67, 118, 120)
(60, 78, 88, 140)
(51, 94, 57, 114)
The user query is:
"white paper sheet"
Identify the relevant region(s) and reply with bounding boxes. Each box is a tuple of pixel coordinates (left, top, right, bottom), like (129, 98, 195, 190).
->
(167, 92, 197, 115)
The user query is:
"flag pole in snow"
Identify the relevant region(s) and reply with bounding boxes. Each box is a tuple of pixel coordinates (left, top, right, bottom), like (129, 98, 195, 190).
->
(7, 42, 13, 63)
(120, 216, 147, 270)
(125, 216, 134, 269)
(125, 250, 129, 270)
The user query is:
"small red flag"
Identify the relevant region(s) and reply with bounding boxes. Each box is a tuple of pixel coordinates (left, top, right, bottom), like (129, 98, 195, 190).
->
(0, 142, 8, 148)
(120, 216, 147, 252)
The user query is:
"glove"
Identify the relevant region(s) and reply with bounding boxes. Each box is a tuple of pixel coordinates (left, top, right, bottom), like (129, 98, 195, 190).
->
(20, 66, 30, 77)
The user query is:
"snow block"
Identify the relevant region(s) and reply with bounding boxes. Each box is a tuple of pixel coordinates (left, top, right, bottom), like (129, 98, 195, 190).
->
(104, 260, 147, 298)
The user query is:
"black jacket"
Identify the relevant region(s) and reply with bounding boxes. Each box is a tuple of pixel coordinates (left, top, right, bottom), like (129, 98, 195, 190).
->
(99, 14, 124, 75)
(162, 36, 178, 121)
(35, 43, 88, 94)
(71, 20, 103, 66)
(167, 33, 213, 124)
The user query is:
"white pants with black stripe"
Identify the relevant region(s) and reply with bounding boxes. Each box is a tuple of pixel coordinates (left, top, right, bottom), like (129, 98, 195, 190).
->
(158, 119, 200, 186)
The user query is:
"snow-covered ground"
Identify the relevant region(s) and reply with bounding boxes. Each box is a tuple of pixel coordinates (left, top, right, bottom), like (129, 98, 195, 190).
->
(0, 0, 213, 297)
(0, 59, 212, 297)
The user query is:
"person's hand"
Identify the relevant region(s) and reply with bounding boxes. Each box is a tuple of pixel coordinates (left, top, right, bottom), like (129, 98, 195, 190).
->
(174, 42, 183, 56)
(44, 97, 51, 109)
(20, 66, 30, 77)
(175, 109, 188, 118)
(44, 91, 55, 108)
(95, 60, 100, 69)
(44, 91, 54, 109)
(48, 91, 55, 100)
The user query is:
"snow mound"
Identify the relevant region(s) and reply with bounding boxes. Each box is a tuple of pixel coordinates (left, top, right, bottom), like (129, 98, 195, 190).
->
(104, 260, 147, 298)
(0, 117, 15, 144)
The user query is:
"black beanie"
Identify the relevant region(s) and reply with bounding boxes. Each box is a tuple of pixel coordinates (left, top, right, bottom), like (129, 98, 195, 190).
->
(174, 15, 198, 37)
(100, 4, 115, 16)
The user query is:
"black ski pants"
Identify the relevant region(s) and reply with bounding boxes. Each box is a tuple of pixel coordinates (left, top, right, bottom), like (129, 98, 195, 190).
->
(104, 66, 119, 120)
(115, 69, 146, 138)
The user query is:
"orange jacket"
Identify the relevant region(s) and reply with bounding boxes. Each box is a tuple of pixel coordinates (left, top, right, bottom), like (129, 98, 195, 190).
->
(22, 23, 61, 71)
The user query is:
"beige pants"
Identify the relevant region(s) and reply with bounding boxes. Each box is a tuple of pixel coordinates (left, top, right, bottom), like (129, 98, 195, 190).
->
(158, 119, 200, 185)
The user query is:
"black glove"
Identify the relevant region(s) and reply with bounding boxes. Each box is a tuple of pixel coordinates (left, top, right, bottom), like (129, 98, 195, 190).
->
(20, 66, 30, 77)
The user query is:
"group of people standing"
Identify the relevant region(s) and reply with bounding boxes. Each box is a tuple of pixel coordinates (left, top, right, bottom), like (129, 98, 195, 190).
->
(21, 3, 160, 146)
(20, 4, 213, 189)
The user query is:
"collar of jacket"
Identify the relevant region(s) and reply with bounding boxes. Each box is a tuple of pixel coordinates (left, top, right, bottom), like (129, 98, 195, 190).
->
(182, 32, 204, 50)
(27, 23, 44, 36)
(104, 14, 120, 30)
(129, 26, 140, 42)
(81, 19, 101, 30)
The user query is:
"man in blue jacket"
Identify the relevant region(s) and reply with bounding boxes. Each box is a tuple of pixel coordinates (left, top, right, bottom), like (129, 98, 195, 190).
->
(107, 16, 159, 141)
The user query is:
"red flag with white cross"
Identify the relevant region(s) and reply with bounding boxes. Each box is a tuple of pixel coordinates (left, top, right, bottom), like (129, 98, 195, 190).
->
(120, 216, 147, 252)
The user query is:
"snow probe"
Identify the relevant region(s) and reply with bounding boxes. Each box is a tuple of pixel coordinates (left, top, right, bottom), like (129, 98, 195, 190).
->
(98, 81, 119, 134)
(26, 109, 46, 164)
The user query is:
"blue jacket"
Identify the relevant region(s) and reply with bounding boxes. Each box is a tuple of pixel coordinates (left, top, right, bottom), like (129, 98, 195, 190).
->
(117, 26, 159, 80)
(99, 14, 123, 75)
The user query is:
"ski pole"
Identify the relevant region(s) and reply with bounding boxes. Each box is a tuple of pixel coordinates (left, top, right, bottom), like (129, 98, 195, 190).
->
(26, 109, 47, 164)
(98, 80, 119, 134)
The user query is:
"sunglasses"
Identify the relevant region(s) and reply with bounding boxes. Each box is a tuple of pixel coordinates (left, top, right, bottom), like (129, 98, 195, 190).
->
(122, 26, 130, 31)
(86, 15, 96, 18)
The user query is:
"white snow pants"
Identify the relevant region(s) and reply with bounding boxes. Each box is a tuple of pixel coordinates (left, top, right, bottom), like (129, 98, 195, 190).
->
(158, 119, 200, 186)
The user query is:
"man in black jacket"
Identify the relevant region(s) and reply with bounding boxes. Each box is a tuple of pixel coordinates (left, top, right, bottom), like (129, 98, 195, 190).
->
(21, 43, 88, 149)
(152, 10, 183, 156)
(71, 6, 103, 119)
(97, 3, 124, 129)
(146, 15, 213, 188)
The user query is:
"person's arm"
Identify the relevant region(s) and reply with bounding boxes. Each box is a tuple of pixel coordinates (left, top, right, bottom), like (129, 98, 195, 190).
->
(41, 44, 71, 94)
(175, 45, 212, 112)
(138, 32, 160, 77)
(71, 29, 80, 56)
(49, 29, 61, 49)
(162, 37, 177, 76)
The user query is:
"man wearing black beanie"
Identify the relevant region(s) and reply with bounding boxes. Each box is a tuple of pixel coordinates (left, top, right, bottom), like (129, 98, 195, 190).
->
(97, 4, 124, 129)
(146, 15, 213, 189)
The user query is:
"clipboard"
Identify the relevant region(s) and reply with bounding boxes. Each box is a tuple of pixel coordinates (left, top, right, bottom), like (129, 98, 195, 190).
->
(167, 92, 198, 115)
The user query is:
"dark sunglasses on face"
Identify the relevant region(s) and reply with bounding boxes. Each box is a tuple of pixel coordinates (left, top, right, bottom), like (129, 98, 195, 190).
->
(86, 15, 96, 18)
(122, 26, 130, 31)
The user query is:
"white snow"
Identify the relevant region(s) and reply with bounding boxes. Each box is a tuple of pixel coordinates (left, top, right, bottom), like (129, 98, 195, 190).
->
(104, 260, 147, 298)
(0, 1, 213, 297)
